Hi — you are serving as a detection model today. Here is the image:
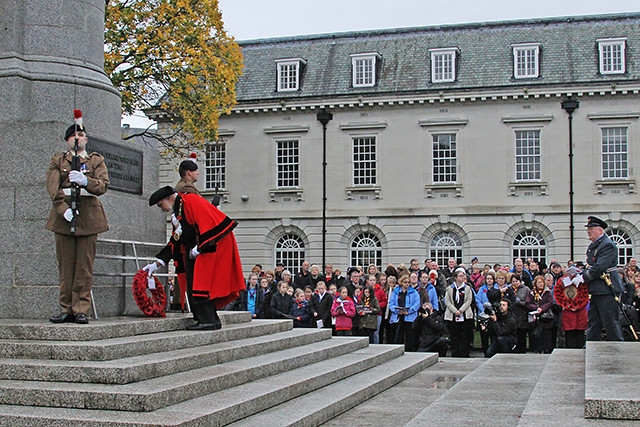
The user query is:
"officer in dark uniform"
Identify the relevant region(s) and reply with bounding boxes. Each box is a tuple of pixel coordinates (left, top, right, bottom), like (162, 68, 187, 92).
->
(572, 216, 624, 341)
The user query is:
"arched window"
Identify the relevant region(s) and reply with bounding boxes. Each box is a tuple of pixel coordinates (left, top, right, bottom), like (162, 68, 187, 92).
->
(274, 234, 305, 273)
(429, 232, 463, 266)
(607, 228, 634, 267)
(350, 233, 382, 270)
(512, 230, 546, 265)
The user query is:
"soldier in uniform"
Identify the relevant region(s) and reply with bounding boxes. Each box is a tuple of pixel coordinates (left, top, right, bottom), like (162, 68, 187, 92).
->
(175, 155, 200, 195)
(170, 156, 200, 310)
(572, 216, 624, 341)
(144, 186, 245, 330)
(46, 113, 109, 324)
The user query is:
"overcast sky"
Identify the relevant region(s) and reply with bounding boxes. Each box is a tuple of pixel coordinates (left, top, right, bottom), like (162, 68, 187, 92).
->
(122, 0, 639, 127)
(218, 0, 638, 40)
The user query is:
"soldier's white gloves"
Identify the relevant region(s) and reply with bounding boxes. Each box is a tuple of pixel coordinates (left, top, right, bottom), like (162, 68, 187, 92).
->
(189, 246, 200, 259)
(142, 259, 165, 275)
(63, 208, 74, 222)
(571, 274, 584, 287)
(69, 170, 88, 187)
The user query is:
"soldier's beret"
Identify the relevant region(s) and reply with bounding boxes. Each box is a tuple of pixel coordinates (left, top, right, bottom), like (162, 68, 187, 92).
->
(149, 186, 177, 206)
(64, 124, 86, 140)
(179, 159, 198, 172)
(585, 216, 608, 229)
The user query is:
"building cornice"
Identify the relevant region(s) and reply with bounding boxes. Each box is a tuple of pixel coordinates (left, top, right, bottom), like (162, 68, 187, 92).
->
(230, 83, 640, 115)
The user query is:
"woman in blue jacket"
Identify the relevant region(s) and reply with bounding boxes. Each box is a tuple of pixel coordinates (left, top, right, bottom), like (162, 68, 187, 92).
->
(388, 274, 421, 351)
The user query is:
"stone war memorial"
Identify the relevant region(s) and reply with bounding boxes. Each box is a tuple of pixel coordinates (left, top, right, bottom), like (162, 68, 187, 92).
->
(0, 1, 637, 426)
(0, 0, 163, 319)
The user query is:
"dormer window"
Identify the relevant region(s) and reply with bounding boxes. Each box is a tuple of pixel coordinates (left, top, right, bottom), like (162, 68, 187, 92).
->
(429, 48, 459, 83)
(276, 58, 306, 92)
(512, 43, 540, 79)
(597, 38, 627, 75)
(350, 52, 381, 87)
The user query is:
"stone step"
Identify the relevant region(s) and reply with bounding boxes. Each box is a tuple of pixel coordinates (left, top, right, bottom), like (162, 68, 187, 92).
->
(0, 327, 330, 384)
(584, 341, 640, 420)
(0, 342, 404, 426)
(0, 318, 291, 361)
(518, 349, 587, 426)
(321, 357, 485, 426)
(0, 336, 371, 411)
(0, 312, 250, 341)
(404, 354, 548, 426)
(226, 351, 437, 427)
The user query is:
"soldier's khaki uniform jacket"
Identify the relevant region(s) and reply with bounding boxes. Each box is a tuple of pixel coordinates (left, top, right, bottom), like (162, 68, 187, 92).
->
(175, 178, 200, 195)
(45, 151, 109, 236)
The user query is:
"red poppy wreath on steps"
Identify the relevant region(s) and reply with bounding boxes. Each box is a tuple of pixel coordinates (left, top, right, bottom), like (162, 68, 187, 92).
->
(132, 270, 167, 317)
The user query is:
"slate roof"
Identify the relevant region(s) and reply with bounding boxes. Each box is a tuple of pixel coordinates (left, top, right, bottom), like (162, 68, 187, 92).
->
(235, 13, 640, 104)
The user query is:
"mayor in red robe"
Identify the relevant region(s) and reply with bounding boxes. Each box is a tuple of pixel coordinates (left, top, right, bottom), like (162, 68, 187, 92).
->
(145, 186, 245, 330)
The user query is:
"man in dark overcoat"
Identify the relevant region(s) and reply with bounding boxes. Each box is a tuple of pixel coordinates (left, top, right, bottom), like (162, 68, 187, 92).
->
(572, 216, 624, 341)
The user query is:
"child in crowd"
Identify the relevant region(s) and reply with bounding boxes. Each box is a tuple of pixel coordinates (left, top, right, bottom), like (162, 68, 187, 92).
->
(352, 286, 363, 334)
(331, 286, 356, 336)
(239, 273, 259, 318)
(256, 277, 272, 319)
(358, 286, 381, 343)
(290, 288, 311, 327)
(304, 286, 314, 301)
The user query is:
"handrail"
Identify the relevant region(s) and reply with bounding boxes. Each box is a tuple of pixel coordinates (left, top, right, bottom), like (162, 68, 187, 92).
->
(94, 238, 166, 277)
(98, 238, 166, 247)
(92, 238, 178, 318)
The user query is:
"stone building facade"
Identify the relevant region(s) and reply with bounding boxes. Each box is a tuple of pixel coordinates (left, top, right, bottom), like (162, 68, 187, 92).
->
(154, 13, 640, 273)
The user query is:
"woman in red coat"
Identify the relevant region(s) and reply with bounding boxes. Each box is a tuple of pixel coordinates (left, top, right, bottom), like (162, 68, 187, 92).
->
(554, 272, 589, 348)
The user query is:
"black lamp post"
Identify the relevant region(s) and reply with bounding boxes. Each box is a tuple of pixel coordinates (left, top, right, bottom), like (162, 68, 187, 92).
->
(316, 109, 333, 272)
(561, 97, 579, 260)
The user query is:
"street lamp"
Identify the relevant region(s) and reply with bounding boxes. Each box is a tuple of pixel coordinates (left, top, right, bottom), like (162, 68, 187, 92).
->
(316, 109, 333, 272)
(561, 97, 579, 260)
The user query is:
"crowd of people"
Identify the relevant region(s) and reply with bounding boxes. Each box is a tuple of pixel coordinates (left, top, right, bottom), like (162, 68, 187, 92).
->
(230, 253, 640, 357)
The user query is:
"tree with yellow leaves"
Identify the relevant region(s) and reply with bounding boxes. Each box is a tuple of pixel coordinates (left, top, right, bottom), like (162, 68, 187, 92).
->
(104, 0, 243, 153)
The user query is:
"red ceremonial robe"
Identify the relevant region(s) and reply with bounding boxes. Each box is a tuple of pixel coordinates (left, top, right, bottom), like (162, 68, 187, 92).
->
(180, 193, 246, 309)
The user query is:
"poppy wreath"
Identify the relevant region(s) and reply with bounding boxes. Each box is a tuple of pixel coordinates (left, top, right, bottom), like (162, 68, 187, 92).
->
(554, 276, 589, 311)
(132, 270, 167, 317)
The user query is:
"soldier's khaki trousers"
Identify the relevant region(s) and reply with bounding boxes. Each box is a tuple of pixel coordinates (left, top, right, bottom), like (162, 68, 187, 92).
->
(55, 233, 97, 315)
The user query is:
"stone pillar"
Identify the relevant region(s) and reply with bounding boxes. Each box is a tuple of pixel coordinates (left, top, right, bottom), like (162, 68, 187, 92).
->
(0, 0, 163, 318)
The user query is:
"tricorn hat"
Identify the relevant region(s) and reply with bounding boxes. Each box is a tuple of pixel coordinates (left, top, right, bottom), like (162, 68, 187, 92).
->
(149, 186, 177, 206)
(585, 216, 608, 229)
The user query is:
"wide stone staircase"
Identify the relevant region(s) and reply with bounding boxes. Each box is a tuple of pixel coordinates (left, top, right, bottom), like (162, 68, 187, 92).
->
(0, 313, 436, 426)
(328, 342, 640, 426)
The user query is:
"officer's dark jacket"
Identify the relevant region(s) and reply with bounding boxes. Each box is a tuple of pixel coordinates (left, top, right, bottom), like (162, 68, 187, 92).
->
(584, 234, 622, 295)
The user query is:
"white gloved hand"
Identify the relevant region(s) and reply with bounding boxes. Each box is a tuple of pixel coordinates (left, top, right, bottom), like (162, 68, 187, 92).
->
(142, 259, 164, 275)
(571, 274, 584, 287)
(171, 213, 180, 228)
(142, 262, 158, 275)
(63, 208, 74, 222)
(69, 170, 88, 186)
(189, 246, 200, 259)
